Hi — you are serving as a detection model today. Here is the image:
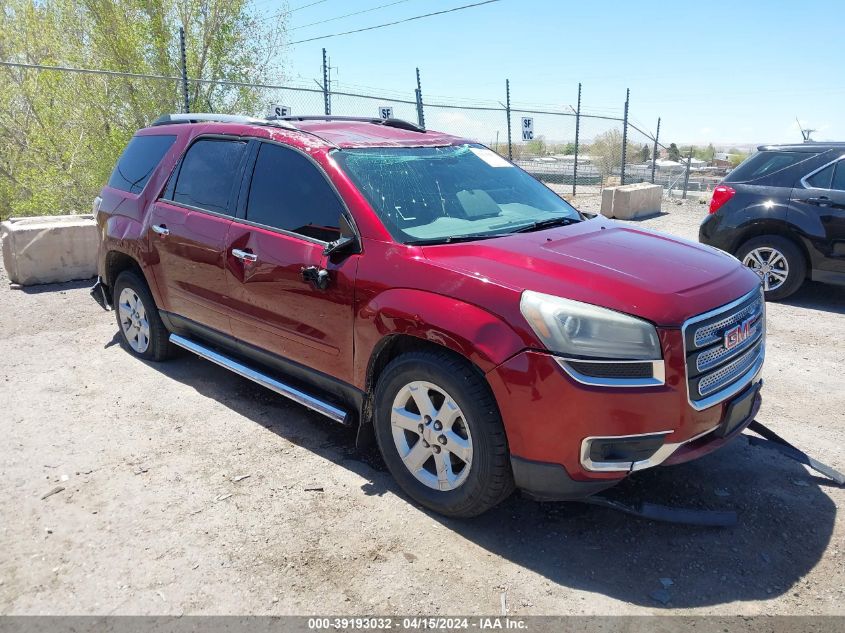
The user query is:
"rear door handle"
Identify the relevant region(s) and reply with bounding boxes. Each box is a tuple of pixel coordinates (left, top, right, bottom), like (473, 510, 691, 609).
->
(232, 248, 258, 263)
(807, 196, 831, 207)
(152, 224, 170, 236)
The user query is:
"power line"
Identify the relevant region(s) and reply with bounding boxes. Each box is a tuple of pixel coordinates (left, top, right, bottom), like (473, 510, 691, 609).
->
(293, 0, 413, 30)
(254, 0, 332, 23)
(288, 0, 502, 45)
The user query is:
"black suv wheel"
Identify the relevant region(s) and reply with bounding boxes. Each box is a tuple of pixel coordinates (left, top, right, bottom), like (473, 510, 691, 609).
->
(736, 235, 806, 301)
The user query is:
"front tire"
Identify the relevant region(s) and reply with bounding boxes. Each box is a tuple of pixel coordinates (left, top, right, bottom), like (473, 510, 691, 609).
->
(113, 270, 172, 361)
(373, 349, 514, 517)
(736, 235, 806, 301)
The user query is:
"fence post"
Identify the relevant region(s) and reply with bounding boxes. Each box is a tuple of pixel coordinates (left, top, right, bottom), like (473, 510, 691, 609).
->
(682, 149, 692, 199)
(178, 26, 190, 113)
(322, 48, 330, 116)
(620, 88, 629, 185)
(505, 79, 512, 161)
(572, 82, 581, 197)
(415, 67, 425, 129)
(651, 117, 660, 184)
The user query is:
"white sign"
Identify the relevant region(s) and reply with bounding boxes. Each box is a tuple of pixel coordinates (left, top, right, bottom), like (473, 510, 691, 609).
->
(521, 117, 534, 141)
(268, 104, 291, 118)
(378, 106, 394, 120)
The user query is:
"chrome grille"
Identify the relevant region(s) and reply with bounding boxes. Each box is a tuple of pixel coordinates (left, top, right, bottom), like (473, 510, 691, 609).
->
(683, 288, 765, 410)
(698, 341, 763, 397)
(693, 298, 763, 348)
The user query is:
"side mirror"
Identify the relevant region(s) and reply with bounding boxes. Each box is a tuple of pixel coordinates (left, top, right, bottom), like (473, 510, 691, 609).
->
(323, 214, 361, 257)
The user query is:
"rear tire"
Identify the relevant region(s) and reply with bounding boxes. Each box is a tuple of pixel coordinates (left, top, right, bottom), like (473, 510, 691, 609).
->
(373, 349, 514, 517)
(113, 270, 172, 361)
(735, 235, 806, 301)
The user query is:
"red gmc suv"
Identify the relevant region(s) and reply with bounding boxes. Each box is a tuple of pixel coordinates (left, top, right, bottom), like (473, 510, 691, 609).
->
(92, 113, 765, 517)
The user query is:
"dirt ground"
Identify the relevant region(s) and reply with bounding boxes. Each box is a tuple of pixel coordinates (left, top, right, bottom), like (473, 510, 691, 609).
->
(1, 199, 844, 616)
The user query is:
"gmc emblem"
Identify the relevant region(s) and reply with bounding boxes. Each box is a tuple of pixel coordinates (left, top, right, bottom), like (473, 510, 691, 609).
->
(724, 317, 755, 350)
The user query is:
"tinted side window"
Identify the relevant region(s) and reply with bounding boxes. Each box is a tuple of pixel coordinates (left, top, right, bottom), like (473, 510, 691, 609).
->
(108, 134, 176, 193)
(725, 151, 812, 183)
(831, 162, 845, 191)
(806, 164, 834, 189)
(246, 143, 343, 241)
(172, 139, 246, 215)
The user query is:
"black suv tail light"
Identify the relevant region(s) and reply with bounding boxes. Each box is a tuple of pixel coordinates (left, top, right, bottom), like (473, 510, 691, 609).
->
(709, 185, 736, 214)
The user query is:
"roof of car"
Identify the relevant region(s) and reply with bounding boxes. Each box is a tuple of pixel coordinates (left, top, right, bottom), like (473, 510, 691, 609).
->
(758, 142, 845, 152)
(148, 113, 467, 149)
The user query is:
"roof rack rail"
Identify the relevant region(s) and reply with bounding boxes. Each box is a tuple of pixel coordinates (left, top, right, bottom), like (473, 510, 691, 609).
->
(151, 113, 297, 130)
(273, 115, 426, 133)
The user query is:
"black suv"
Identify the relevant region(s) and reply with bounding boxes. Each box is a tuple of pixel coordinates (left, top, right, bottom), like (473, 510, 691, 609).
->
(700, 143, 845, 300)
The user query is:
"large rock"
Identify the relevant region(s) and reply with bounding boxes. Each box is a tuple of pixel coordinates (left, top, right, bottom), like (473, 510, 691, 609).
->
(600, 182, 663, 220)
(1, 215, 98, 285)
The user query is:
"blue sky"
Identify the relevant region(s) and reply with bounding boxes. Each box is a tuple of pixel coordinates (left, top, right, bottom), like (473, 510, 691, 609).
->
(259, 0, 844, 147)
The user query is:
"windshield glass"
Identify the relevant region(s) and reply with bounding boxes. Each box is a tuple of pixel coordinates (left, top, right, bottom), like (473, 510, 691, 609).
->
(332, 144, 580, 244)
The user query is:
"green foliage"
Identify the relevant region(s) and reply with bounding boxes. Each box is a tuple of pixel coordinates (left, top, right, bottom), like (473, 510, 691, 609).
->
(694, 143, 715, 162)
(639, 144, 650, 162)
(524, 135, 547, 156)
(0, 0, 286, 218)
(730, 153, 749, 167)
(667, 143, 681, 162)
(586, 129, 644, 174)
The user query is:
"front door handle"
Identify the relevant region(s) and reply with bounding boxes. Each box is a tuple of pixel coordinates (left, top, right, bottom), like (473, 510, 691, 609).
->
(152, 224, 170, 236)
(301, 266, 330, 290)
(807, 196, 832, 207)
(232, 248, 258, 264)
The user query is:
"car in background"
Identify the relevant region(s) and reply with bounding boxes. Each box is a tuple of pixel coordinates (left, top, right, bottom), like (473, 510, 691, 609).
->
(700, 143, 845, 300)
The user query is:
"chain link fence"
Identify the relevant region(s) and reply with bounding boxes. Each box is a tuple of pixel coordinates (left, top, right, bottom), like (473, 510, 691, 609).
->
(2, 57, 693, 217)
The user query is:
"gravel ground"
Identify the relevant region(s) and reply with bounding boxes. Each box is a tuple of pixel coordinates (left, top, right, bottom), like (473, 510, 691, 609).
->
(1, 200, 844, 616)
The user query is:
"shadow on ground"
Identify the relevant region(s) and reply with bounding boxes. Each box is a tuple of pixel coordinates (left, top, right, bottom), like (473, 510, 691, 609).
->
(136, 346, 837, 610)
(781, 280, 845, 315)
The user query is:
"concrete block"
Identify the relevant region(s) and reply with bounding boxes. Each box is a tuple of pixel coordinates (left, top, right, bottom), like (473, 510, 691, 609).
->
(599, 182, 663, 220)
(1, 215, 97, 285)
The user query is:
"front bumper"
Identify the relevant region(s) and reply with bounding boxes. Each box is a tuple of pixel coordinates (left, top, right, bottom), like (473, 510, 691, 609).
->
(486, 328, 762, 500)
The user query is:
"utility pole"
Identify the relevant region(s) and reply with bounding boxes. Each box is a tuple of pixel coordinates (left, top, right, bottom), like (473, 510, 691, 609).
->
(651, 117, 661, 184)
(620, 88, 629, 185)
(178, 26, 190, 113)
(572, 82, 581, 196)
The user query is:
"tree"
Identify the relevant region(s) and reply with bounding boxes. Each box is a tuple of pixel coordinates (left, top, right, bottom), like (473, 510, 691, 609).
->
(0, 0, 286, 218)
(639, 144, 650, 162)
(525, 135, 547, 156)
(694, 143, 715, 162)
(587, 129, 643, 175)
(667, 143, 681, 162)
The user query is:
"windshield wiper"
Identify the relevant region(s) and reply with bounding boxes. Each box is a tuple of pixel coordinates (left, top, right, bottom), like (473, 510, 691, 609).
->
(513, 216, 581, 233)
(405, 233, 510, 246)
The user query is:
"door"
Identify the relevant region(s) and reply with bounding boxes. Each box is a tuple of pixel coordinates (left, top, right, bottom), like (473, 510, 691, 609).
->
(148, 137, 248, 333)
(225, 141, 359, 382)
(790, 156, 845, 276)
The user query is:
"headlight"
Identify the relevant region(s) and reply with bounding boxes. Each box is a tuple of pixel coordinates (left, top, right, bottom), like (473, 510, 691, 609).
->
(520, 290, 662, 360)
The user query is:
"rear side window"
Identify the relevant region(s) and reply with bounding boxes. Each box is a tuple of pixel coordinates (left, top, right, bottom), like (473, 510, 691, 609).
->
(725, 151, 812, 183)
(172, 139, 246, 215)
(807, 160, 845, 191)
(806, 164, 834, 189)
(107, 134, 176, 194)
(245, 142, 343, 241)
(833, 163, 845, 191)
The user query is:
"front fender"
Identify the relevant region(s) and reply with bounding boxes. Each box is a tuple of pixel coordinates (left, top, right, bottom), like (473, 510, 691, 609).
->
(353, 288, 527, 389)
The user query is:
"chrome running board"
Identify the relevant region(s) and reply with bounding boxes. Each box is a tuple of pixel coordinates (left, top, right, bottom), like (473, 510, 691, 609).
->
(169, 334, 350, 426)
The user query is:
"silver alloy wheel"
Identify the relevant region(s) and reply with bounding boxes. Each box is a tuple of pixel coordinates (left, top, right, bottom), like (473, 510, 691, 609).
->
(390, 380, 473, 491)
(742, 246, 789, 292)
(118, 287, 151, 353)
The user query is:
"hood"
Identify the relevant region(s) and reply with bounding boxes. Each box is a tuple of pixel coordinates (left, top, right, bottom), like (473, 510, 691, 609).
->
(421, 217, 760, 326)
